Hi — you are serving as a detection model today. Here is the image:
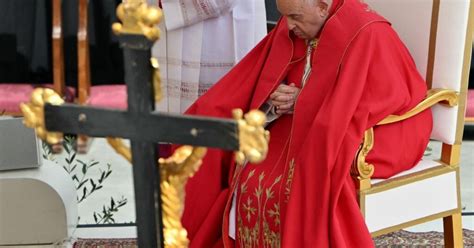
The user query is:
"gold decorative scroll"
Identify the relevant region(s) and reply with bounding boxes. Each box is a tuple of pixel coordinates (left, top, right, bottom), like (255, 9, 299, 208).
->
(104, 140, 203, 247)
(158, 146, 207, 247)
(106, 137, 132, 162)
(351, 128, 375, 191)
(378, 88, 458, 125)
(20, 88, 64, 144)
(112, 0, 162, 41)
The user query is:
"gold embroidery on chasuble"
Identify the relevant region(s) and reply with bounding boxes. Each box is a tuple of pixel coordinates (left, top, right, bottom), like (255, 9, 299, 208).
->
(234, 139, 295, 248)
(234, 39, 317, 248)
(284, 159, 296, 203)
(237, 169, 284, 248)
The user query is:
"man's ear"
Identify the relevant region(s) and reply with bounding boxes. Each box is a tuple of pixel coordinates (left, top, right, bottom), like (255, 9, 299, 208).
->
(318, 0, 330, 17)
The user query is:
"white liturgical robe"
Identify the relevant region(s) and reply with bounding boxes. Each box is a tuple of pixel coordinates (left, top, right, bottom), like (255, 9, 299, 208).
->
(148, 0, 267, 113)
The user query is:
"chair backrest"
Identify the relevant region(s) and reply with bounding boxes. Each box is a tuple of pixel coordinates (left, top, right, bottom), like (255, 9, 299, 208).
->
(365, 0, 473, 162)
(78, 0, 91, 104)
(52, 0, 66, 97)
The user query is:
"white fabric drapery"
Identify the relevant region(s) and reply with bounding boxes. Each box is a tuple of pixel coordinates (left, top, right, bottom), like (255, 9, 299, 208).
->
(148, 0, 267, 113)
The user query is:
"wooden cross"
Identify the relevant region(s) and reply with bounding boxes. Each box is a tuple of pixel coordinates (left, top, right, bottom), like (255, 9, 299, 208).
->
(19, 1, 269, 247)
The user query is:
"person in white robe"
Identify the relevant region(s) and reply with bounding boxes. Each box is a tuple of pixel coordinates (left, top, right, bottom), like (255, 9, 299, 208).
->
(148, 0, 267, 113)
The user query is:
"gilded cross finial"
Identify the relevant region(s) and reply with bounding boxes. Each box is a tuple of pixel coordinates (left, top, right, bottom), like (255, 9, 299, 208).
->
(112, 0, 163, 41)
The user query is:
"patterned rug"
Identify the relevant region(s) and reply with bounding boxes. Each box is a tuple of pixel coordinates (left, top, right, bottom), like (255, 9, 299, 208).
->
(73, 229, 474, 247)
(73, 238, 136, 248)
(373, 229, 474, 247)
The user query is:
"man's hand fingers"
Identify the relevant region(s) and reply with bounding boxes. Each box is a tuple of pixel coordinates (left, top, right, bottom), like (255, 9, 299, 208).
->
(278, 102, 294, 110)
(270, 90, 285, 99)
(271, 91, 296, 101)
(276, 84, 299, 94)
(273, 94, 294, 102)
(271, 96, 295, 106)
(275, 102, 294, 114)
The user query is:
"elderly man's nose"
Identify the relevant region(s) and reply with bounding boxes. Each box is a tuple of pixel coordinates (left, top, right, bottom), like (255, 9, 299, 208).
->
(287, 21, 296, 30)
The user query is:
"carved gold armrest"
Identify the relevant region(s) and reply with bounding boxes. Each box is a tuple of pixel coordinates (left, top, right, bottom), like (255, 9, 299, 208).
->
(378, 88, 458, 125)
(351, 128, 375, 191)
(352, 88, 459, 190)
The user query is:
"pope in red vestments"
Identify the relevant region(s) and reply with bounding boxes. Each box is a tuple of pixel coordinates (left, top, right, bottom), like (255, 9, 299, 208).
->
(179, 0, 433, 247)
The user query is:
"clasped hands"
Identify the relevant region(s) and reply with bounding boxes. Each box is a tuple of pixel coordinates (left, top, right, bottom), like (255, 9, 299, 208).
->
(270, 83, 300, 115)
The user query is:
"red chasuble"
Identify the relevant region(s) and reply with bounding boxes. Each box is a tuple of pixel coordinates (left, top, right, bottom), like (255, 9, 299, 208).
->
(181, 0, 433, 247)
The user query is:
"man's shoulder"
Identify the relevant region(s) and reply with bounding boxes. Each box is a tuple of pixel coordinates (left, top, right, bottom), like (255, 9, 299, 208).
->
(351, 21, 397, 43)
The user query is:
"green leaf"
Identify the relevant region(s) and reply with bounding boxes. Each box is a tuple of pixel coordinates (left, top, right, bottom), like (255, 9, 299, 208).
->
(99, 171, 106, 183)
(77, 160, 87, 166)
(111, 198, 115, 209)
(77, 179, 89, 189)
(71, 164, 77, 172)
(82, 164, 87, 174)
(89, 161, 99, 167)
(118, 201, 127, 207)
(79, 187, 88, 202)
(106, 170, 112, 178)
(93, 213, 98, 223)
(63, 142, 70, 154)
(72, 175, 79, 182)
(90, 180, 97, 190)
(70, 153, 76, 164)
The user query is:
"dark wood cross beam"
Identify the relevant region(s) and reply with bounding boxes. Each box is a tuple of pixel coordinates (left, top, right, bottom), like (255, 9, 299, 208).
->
(41, 24, 241, 248)
(45, 105, 238, 150)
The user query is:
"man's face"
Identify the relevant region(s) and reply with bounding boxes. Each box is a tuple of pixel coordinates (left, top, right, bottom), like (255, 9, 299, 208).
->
(277, 0, 330, 40)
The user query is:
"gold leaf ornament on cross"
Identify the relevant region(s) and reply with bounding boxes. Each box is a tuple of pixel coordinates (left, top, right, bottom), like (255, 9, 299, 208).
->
(20, 88, 64, 144)
(112, 0, 163, 41)
(233, 109, 270, 165)
(151, 57, 163, 103)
